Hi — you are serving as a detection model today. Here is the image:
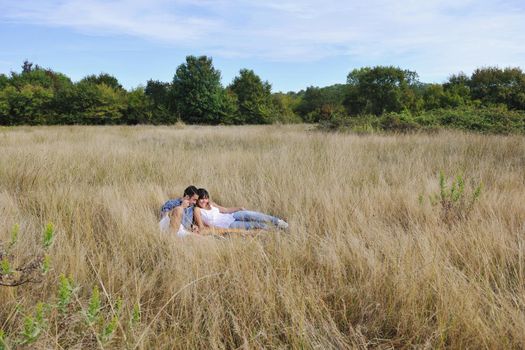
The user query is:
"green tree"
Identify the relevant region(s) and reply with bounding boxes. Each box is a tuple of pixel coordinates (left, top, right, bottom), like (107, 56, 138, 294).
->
(3, 62, 75, 124)
(295, 86, 323, 121)
(469, 67, 525, 110)
(50, 79, 77, 124)
(0, 74, 8, 90)
(80, 73, 124, 91)
(271, 93, 301, 123)
(171, 55, 229, 124)
(0, 86, 12, 125)
(124, 87, 153, 124)
(21, 60, 39, 73)
(228, 69, 274, 124)
(10, 69, 51, 90)
(10, 62, 71, 92)
(73, 81, 125, 124)
(295, 85, 348, 122)
(442, 72, 471, 107)
(4, 84, 54, 125)
(344, 66, 420, 115)
(422, 84, 447, 110)
(215, 88, 239, 125)
(145, 80, 176, 123)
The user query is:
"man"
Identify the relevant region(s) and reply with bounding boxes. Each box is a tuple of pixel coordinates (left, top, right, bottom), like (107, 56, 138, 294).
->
(159, 185, 199, 235)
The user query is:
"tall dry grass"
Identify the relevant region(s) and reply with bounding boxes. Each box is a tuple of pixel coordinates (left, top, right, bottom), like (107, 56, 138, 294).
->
(0, 124, 524, 349)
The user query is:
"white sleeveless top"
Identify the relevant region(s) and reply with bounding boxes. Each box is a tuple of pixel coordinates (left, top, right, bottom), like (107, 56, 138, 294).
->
(199, 205, 235, 228)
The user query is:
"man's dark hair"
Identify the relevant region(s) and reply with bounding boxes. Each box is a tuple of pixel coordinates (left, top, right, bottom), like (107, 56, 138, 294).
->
(183, 185, 198, 197)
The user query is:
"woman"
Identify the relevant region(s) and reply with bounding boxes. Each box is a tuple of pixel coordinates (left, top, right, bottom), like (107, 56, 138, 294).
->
(193, 188, 288, 232)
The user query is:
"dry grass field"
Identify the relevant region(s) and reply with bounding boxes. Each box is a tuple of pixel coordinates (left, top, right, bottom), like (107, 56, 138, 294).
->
(0, 124, 524, 349)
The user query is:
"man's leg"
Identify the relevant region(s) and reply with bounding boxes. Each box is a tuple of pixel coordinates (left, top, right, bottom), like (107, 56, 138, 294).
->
(169, 207, 184, 232)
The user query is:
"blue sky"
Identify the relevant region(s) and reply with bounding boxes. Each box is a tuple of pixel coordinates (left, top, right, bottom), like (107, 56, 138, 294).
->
(1, 0, 524, 92)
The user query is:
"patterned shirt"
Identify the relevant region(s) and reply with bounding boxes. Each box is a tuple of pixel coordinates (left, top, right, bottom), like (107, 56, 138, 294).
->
(160, 198, 194, 229)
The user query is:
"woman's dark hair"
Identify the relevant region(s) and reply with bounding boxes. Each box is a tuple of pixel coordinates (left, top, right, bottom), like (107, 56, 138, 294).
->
(183, 185, 198, 197)
(196, 188, 209, 199)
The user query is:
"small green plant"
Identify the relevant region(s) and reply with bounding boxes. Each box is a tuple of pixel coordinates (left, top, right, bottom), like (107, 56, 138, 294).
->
(9, 224, 19, 248)
(131, 302, 141, 325)
(430, 171, 482, 224)
(1, 223, 54, 287)
(115, 297, 123, 315)
(19, 306, 46, 346)
(101, 315, 118, 343)
(99, 297, 123, 343)
(41, 254, 51, 274)
(57, 274, 74, 313)
(43, 223, 54, 249)
(20, 302, 50, 345)
(0, 329, 6, 350)
(20, 316, 39, 345)
(35, 302, 48, 325)
(86, 286, 101, 325)
(0, 258, 12, 275)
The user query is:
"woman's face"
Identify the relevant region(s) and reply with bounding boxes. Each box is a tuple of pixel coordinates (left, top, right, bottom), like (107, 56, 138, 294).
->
(197, 196, 209, 208)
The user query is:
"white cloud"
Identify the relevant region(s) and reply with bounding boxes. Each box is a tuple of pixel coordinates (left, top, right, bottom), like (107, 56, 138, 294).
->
(1, 0, 524, 79)
(1, 0, 223, 41)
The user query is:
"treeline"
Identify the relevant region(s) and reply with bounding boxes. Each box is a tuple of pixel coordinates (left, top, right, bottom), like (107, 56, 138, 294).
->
(0, 57, 299, 125)
(1, 57, 525, 133)
(301, 66, 525, 133)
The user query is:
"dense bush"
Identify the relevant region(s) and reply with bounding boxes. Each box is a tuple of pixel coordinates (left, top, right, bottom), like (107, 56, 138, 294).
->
(421, 106, 525, 133)
(320, 106, 525, 134)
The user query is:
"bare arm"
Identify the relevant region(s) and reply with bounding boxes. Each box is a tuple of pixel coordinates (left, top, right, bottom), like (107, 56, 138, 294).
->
(168, 207, 184, 232)
(193, 207, 207, 232)
(212, 202, 245, 214)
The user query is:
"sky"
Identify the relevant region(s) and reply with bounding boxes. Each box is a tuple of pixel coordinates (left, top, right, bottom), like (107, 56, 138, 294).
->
(0, 0, 524, 92)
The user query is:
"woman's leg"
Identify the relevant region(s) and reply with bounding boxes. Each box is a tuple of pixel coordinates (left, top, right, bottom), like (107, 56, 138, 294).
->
(229, 220, 271, 230)
(232, 210, 280, 225)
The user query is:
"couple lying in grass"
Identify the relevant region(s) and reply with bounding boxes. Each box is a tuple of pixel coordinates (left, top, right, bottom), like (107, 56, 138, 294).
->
(159, 185, 288, 237)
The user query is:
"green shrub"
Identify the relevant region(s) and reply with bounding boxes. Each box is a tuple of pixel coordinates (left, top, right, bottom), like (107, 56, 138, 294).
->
(43, 222, 54, 249)
(380, 111, 421, 132)
(429, 171, 482, 225)
(319, 106, 525, 134)
(19, 303, 49, 345)
(57, 274, 74, 313)
(86, 286, 101, 325)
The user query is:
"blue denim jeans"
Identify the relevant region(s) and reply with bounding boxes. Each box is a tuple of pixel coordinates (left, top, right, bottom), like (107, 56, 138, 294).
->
(229, 210, 279, 230)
